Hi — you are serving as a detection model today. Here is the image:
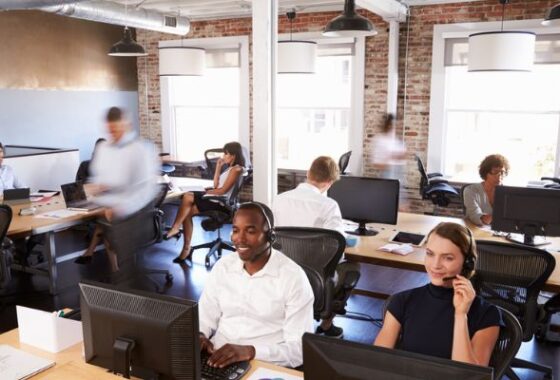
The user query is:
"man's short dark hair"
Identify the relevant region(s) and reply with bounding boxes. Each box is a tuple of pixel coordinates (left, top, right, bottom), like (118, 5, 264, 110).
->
(237, 202, 274, 229)
(106, 107, 124, 122)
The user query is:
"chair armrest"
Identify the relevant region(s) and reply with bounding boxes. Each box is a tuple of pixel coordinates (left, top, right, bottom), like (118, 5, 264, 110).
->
(427, 172, 444, 178)
(541, 176, 560, 184)
(544, 294, 560, 314)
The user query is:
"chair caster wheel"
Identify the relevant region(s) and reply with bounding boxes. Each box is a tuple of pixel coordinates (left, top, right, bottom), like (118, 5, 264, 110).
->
(165, 273, 173, 283)
(205, 258, 210, 268)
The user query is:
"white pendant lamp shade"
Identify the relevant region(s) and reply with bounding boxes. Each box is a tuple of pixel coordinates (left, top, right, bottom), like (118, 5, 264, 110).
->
(278, 41, 317, 74)
(159, 47, 205, 76)
(468, 31, 536, 72)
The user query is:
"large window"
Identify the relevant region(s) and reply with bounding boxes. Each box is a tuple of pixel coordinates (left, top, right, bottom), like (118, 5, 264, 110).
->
(277, 54, 353, 170)
(429, 23, 560, 184)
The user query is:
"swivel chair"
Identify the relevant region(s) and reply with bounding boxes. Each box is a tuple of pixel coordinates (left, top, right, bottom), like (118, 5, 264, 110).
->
(414, 154, 459, 207)
(338, 151, 352, 175)
(0, 205, 13, 290)
(541, 176, 560, 189)
(198, 148, 227, 179)
(272, 227, 357, 321)
(473, 240, 556, 380)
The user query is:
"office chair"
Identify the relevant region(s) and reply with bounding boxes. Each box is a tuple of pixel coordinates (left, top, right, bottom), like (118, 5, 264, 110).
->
(541, 176, 560, 189)
(0, 205, 13, 290)
(338, 151, 352, 175)
(272, 227, 353, 321)
(159, 153, 175, 175)
(473, 240, 556, 380)
(187, 170, 252, 267)
(460, 183, 473, 216)
(101, 183, 173, 291)
(198, 148, 227, 179)
(380, 296, 522, 380)
(75, 160, 91, 182)
(414, 154, 459, 207)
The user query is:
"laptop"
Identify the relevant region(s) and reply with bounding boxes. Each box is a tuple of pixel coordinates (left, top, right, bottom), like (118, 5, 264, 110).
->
(60, 182, 100, 211)
(3, 188, 31, 205)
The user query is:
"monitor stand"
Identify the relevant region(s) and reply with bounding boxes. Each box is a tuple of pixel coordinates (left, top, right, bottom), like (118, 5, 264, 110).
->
(506, 233, 550, 247)
(113, 337, 136, 379)
(346, 222, 378, 236)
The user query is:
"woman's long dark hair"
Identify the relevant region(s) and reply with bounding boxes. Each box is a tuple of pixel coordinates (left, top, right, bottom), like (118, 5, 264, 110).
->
(223, 142, 245, 167)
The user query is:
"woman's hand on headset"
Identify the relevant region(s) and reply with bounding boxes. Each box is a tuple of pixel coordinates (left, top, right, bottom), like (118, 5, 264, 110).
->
(452, 275, 476, 316)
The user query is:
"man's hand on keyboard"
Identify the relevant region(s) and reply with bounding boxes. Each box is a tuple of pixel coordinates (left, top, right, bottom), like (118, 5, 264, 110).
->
(200, 334, 215, 354)
(207, 344, 255, 368)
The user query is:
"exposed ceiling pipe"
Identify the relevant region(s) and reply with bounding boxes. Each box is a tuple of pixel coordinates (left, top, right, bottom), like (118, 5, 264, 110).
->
(41, 1, 190, 35)
(0, 0, 85, 9)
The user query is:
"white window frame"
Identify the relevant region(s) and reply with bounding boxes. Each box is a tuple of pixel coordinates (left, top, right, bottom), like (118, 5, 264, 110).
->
(277, 32, 366, 175)
(428, 19, 560, 177)
(159, 36, 250, 158)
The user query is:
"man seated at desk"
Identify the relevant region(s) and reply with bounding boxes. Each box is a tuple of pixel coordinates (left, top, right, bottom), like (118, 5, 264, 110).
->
(199, 202, 314, 369)
(272, 156, 361, 339)
(0, 142, 25, 191)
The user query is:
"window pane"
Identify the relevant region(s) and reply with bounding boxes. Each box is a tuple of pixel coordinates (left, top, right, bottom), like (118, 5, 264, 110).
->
(277, 55, 352, 170)
(170, 67, 240, 162)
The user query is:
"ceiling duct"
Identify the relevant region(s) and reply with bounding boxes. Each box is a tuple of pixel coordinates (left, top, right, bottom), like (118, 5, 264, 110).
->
(0, 0, 85, 9)
(41, 1, 190, 35)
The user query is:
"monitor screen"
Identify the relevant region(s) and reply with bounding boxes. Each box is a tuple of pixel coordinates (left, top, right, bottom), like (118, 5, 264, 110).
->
(79, 281, 200, 379)
(492, 186, 560, 246)
(328, 176, 399, 236)
(303, 333, 493, 380)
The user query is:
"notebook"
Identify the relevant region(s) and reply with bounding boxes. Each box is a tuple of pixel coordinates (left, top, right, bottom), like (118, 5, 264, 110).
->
(60, 182, 100, 211)
(0, 344, 55, 380)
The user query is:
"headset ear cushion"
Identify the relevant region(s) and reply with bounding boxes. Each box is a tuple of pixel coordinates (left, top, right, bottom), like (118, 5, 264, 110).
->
(269, 230, 276, 244)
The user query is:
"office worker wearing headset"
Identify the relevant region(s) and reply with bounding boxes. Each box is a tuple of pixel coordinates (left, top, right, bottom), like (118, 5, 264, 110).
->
(198, 202, 314, 369)
(375, 222, 503, 366)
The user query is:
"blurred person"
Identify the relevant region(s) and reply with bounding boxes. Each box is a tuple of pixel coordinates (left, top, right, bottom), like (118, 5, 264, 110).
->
(273, 156, 361, 339)
(199, 202, 314, 368)
(0, 142, 26, 191)
(75, 138, 106, 182)
(165, 142, 246, 264)
(74, 107, 159, 270)
(370, 114, 407, 179)
(375, 222, 502, 366)
(463, 154, 510, 226)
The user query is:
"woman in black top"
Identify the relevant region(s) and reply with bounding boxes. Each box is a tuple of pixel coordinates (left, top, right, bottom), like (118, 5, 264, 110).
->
(374, 222, 503, 366)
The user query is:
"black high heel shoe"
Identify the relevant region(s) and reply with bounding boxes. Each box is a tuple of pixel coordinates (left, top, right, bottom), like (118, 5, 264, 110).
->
(163, 229, 183, 241)
(173, 249, 191, 264)
(74, 255, 93, 265)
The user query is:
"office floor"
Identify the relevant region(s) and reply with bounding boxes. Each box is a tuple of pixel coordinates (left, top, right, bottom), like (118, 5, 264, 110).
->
(0, 207, 559, 380)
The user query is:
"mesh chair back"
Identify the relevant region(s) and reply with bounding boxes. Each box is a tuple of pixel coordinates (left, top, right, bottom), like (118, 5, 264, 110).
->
(0, 205, 12, 242)
(460, 183, 473, 216)
(273, 227, 346, 317)
(338, 151, 352, 174)
(202, 148, 226, 179)
(473, 241, 555, 341)
(490, 307, 523, 379)
(414, 154, 429, 185)
(154, 182, 170, 209)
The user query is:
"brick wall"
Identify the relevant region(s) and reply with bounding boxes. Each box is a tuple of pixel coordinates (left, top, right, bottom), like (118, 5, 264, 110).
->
(137, 0, 553, 216)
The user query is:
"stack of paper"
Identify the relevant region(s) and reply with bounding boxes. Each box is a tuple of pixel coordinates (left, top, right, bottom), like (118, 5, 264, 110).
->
(378, 243, 414, 256)
(0, 345, 55, 380)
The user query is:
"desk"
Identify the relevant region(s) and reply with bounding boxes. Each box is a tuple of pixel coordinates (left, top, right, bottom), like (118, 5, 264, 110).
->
(0, 328, 303, 379)
(345, 212, 560, 296)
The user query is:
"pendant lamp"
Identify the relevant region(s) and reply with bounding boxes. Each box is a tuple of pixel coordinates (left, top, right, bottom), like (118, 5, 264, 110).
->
(323, 0, 376, 37)
(542, 4, 560, 26)
(468, 0, 535, 72)
(278, 11, 317, 74)
(159, 46, 205, 76)
(108, 1, 147, 57)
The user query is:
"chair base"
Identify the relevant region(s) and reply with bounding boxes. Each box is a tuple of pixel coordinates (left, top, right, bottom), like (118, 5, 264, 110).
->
(189, 238, 236, 268)
(509, 357, 553, 380)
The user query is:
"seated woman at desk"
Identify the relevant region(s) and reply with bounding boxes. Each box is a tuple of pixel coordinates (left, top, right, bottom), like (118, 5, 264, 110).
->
(0, 142, 26, 191)
(464, 154, 509, 226)
(164, 141, 245, 264)
(374, 222, 502, 366)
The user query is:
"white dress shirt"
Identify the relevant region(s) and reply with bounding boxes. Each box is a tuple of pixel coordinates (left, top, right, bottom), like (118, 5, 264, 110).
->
(0, 165, 25, 191)
(273, 182, 345, 235)
(89, 131, 159, 218)
(199, 249, 314, 368)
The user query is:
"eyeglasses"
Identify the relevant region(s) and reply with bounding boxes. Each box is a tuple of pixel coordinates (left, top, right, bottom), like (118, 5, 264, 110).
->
(489, 169, 507, 176)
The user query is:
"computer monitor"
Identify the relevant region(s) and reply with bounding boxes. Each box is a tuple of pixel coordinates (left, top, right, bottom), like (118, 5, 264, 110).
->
(328, 176, 399, 236)
(492, 185, 560, 246)
(79, 281, 200, 379)
(302, 333, 493, 380)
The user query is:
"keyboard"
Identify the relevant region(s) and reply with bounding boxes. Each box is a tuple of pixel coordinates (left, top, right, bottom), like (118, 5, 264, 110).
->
(200, 353, 250, 380)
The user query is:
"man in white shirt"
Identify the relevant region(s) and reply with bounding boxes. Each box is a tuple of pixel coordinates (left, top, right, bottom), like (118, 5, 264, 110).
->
(0, 143, 25, 191)
(199, 202, 314, 368)
(272, 156, 361, 339)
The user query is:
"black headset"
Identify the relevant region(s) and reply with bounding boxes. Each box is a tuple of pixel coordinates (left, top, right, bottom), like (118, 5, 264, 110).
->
(241, 202, 276, 244)
(461, 227, 476, 277)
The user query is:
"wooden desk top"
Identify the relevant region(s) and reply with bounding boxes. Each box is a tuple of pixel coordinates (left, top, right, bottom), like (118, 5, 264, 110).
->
(0, 328, 303, 379)
(345, 212, 560, 293)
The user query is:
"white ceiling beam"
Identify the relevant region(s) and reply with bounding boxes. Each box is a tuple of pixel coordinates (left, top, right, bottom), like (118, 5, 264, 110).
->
(356, 0, 408, 22)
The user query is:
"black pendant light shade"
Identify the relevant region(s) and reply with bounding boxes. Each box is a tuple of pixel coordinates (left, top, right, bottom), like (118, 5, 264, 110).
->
(323, 0, 376, 37)
(108, 27, 148, 57)
(542, 4, 560, 26)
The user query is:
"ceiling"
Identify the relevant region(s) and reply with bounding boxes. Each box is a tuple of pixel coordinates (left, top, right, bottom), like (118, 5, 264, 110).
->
(116, 0, 485, 21)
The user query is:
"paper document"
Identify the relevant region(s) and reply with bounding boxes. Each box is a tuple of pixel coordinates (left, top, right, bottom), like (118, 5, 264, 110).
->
(179, 186, 207, 193)
(378, 243, 414, 256)
(246, 367, 302, 380)
(35, 209, 86, 219)
(30, 192, 58, 198)
(0, 344, 55, 380)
